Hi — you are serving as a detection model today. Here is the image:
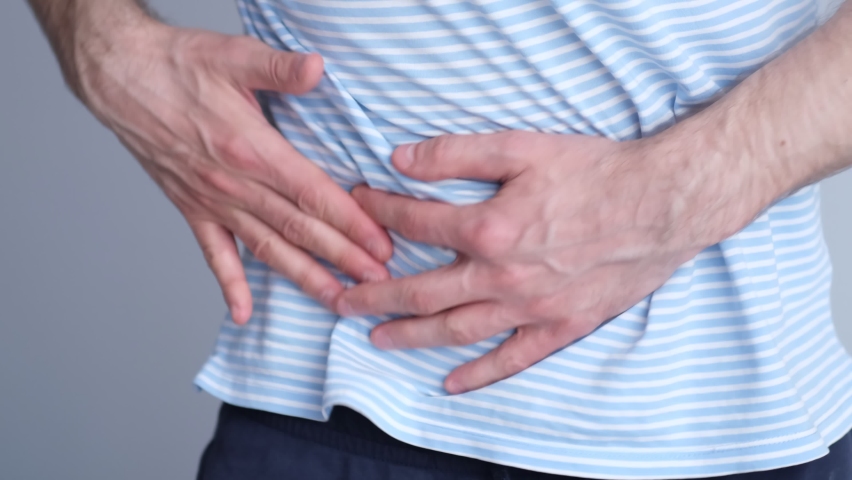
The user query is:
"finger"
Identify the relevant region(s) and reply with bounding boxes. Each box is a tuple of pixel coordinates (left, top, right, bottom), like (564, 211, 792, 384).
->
(370, 302, 520, 350)
(280, 167, 395, 263)
(444, 324, 570, 394)
(227, 209, 344, 307)
(257, 200, 390, 284)
(226, 36, 325, 94)
(350, 185, 473, 251)
(203, 38, 390, 261)
(334, 262, 485, 317)
(243, 123, 395, 262)
(189, 220, 253, 325)
(209, 118, 394, 263)
(208, 174, 390, 282)
(391, 131, 534, 182)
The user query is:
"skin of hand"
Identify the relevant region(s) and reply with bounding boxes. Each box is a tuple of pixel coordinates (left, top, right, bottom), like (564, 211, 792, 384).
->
(334, 3, 852, 395)
(26, 0, 394, 323)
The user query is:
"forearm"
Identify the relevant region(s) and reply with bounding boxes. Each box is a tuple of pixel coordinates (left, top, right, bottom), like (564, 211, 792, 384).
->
(26, 0, 156, 101)
(660, 3, 852, 246)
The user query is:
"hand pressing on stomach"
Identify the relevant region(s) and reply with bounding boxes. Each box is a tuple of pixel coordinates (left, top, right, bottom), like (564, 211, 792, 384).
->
(28, 1, 393, 323)
(333, 129, 776, 394)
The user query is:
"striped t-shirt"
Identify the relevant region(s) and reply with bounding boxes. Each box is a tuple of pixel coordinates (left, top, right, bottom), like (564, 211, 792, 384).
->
(195, 0, 852, 478)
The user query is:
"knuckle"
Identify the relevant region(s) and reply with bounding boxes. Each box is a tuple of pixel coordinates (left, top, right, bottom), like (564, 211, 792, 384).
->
(443, 314, 476, 345)
(423, 136, 448, 163)
(196, 167, 242, 199)
(491, 265, 530, 291)
(248, 233, 277, 264)
(199, 240, 222, 269)
(460, 214, 517, 258)
(293, 186, 327, 217)
(265, 53, 290, 87)
(498, 348, 530, 376)
(214, 134, 263, 173)
(278, 216, 311, 246)
(248, 189, 273, 219)
(405, 287, 436, 315)
(396, 206, 423, 238)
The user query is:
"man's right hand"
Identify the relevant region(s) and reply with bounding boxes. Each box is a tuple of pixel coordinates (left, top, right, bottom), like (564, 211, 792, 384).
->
(29, 1, 393, 323)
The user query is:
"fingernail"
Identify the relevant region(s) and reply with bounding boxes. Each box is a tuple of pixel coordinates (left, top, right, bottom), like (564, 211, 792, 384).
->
(371, 329, 395, 350)
(394, 144, 415, 170)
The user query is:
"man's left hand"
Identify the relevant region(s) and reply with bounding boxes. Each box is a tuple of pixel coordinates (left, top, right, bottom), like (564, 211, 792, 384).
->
(334, 130, 766, 394)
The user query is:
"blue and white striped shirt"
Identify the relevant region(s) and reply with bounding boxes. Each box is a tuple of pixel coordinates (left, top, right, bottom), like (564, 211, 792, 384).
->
(195, 1, 852, 477)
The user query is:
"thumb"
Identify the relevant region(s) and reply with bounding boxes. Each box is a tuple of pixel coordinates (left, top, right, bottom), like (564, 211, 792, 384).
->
(391, 132, 531, 182)
(228, 37, 324, 95)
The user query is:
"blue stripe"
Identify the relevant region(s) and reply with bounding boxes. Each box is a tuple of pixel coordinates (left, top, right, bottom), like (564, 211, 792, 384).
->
(195, 1, 852, 477)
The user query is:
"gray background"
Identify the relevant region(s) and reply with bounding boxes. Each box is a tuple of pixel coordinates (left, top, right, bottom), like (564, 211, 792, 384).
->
(1, 1, 850, 479)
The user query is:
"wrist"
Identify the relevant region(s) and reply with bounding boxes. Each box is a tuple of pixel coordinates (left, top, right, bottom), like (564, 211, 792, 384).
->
(653, 6, 852, 253)
(57, 1, 161, 104)
(641, 111, 779, 252)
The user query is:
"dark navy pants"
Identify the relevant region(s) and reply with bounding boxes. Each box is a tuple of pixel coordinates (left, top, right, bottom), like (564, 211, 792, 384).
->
(197, 403, 852, 480)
